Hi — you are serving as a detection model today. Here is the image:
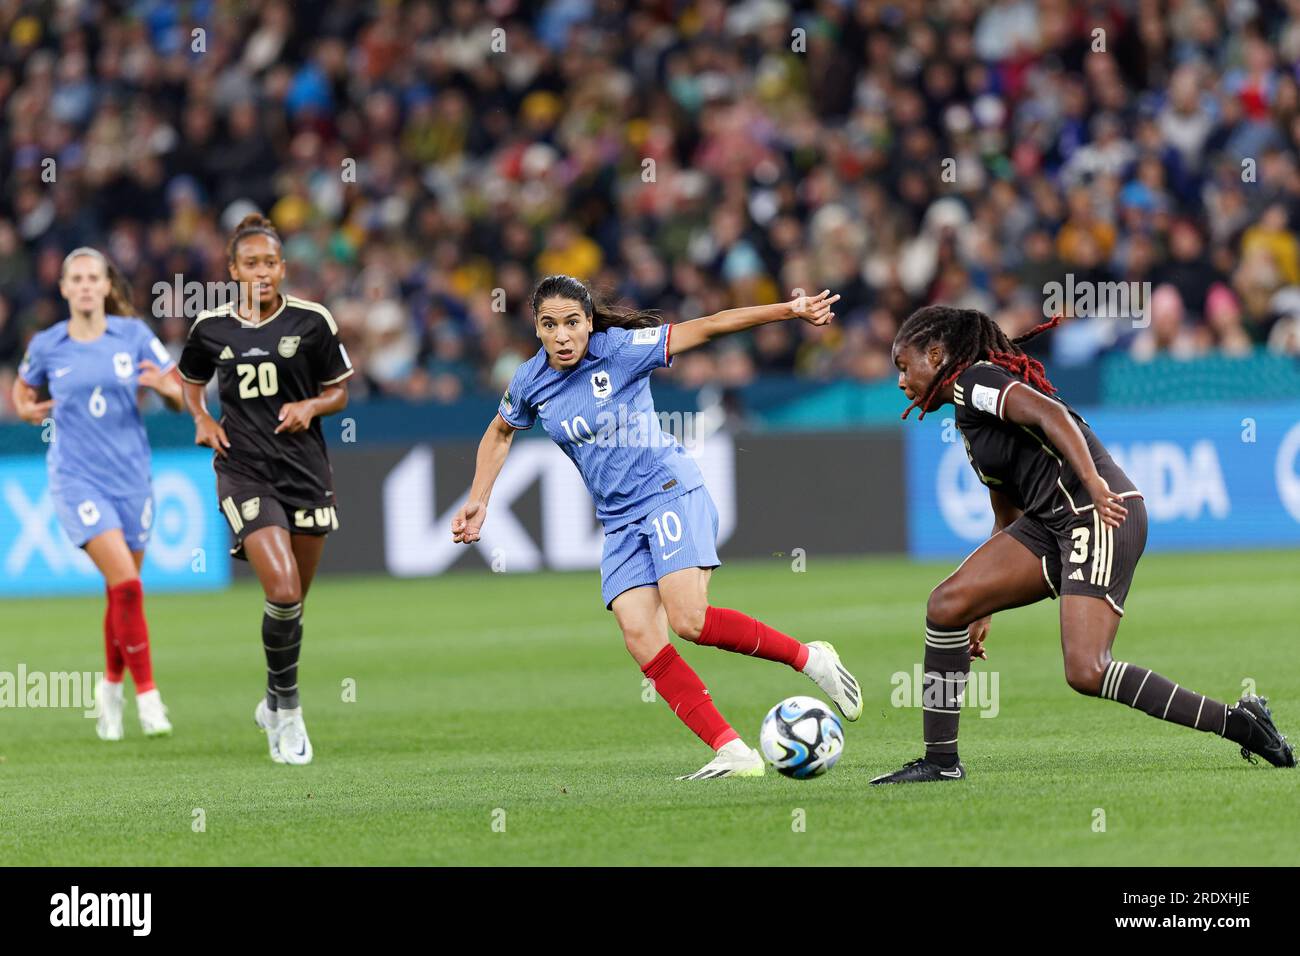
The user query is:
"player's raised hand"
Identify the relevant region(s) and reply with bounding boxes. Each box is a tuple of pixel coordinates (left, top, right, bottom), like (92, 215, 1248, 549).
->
(274, 400, 314, 434)
(194, 413, 231, 457)
(1086, 474, 1128, 528)
(790, 289, 840, 326)
(968, 615, 991, 661)
(451, 501, 486, 544)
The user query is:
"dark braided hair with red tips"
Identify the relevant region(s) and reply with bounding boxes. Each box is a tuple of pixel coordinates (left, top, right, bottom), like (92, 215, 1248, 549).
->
(895, 306, 1064, 420)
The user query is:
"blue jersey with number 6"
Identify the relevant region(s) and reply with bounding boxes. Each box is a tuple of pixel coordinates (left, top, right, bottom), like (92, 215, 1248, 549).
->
(18, 315, 173, 497)
(498, 324, 704, 530)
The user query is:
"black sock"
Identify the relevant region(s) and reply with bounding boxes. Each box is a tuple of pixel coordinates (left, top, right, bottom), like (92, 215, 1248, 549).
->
(263, 601, 303, 710)
(1100, 661, 1246, 743)
(923, 619, 969, 767)
(265, 618, 305, 711)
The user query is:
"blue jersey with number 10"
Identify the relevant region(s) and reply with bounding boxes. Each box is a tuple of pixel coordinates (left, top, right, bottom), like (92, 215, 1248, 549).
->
(18, 315, 173, 497)
(498, 324, 704, 530)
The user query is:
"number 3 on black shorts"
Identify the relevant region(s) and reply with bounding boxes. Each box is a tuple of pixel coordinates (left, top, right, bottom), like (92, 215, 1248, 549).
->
(1069, 526, 1090, 564)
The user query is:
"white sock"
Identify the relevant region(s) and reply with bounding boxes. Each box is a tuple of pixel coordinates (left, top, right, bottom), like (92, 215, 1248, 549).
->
(718, 738, 750, 756)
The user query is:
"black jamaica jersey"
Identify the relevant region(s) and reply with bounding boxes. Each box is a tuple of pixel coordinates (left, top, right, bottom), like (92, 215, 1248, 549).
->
(178, 294, 353, 505)
(952, 361, 1137, 522)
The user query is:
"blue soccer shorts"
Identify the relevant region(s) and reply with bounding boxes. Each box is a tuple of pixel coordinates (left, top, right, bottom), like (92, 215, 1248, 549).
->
(52, 479, 154, 551)
(600, 486, 721, 608)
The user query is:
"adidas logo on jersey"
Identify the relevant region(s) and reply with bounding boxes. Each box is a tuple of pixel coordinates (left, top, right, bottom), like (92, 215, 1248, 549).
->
(1069, 568, 1085, 581)
(219, 346, 234, 360)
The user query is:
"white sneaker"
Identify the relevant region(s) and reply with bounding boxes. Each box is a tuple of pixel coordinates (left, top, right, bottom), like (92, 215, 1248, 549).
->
(803, 641, 863, 721)
(94, 679, 124, 741)
(254, 698, 285, 764)
(275, 706, 313, 765)
(677, 738, 764, 780)
(136, 688, 173, 737)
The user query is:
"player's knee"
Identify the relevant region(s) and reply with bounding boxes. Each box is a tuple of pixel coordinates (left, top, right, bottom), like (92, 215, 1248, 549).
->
(263, 577, 302, 606)
(105, 568, 141, 590)
(926, 581, 971, 629)
(665, 603, 706, 642)
(622, 626, 662, 666)
(1064, 656, 1106, 696)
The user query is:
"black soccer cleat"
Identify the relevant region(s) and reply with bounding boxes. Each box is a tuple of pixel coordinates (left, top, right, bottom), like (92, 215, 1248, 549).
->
(1233, 695, 1296, 768)
(869, 756, 967, 785)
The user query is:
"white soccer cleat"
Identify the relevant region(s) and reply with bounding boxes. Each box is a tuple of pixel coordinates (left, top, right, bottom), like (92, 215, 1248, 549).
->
(94, 679, 124, 741)
(677, 738, 765, 780)
(136, 688, 173, 737)
(254, 698, 285, 764)
(275, 706, 313, 765)
(802, 641, 863, 721)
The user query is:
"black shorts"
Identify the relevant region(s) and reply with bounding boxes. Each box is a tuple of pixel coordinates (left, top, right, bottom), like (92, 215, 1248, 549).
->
(216, 473, 339, 561)
(1005, 494, 1147, 616)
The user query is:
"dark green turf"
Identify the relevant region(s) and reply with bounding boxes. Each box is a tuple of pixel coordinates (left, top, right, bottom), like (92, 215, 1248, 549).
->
(1, 550, 1296, 865)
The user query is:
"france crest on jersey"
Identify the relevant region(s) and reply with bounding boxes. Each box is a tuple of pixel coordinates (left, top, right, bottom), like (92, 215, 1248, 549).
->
(18, 315, 172, 498)
(498, 324, 704, 530)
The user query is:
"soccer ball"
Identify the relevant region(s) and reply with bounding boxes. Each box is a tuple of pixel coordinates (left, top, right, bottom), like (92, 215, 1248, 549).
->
(759, 695, 844, 778)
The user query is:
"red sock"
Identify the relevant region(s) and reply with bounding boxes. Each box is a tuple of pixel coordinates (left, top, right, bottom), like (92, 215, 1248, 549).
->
(641, 646, 738, 750)
(697, 606, 809, 670)
(102, 590, 125, 683)
(108, 579, 155, 694)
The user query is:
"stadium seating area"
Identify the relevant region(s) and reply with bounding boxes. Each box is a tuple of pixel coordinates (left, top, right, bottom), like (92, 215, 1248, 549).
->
(2, 0, 1300, 420)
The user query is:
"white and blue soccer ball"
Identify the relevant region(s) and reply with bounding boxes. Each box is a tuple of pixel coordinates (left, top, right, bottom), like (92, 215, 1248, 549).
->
(759, 695, 845, 778)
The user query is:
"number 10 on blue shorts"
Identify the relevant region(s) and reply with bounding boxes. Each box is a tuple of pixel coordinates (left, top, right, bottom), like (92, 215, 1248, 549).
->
(600, 487, 721, 608)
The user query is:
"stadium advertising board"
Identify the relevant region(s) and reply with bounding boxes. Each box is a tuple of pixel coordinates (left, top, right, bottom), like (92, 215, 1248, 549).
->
(906, 402, 1300, 557)
(306, 430, 906, 577)
(0, 449, 231, 595)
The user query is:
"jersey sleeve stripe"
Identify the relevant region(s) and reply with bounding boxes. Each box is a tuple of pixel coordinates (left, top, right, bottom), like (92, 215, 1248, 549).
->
(496, 411, 531, 431)
(997, 380, 1021, 419)
(664, 323, 673, 367)
(320, 368, 354, 386)
(179, 371, 210, 385)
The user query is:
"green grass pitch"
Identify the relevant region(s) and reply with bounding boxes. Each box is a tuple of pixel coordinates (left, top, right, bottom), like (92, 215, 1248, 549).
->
(1, 549, 1296, 866)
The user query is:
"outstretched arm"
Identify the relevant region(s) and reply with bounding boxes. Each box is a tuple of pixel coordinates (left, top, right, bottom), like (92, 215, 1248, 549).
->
(452, 413, 517, 544)
(667, 290, 839, 356)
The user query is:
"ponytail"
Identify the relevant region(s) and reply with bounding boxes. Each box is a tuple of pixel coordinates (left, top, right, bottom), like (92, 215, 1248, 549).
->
(104, 259, 135, 316)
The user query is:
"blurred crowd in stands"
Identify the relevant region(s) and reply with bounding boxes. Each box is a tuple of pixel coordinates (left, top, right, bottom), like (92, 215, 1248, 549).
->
(3, 0, 1300, 418)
